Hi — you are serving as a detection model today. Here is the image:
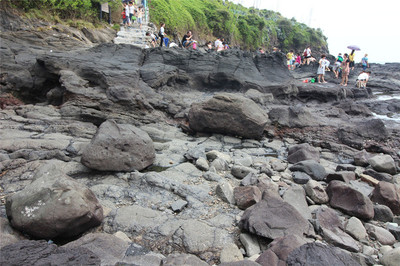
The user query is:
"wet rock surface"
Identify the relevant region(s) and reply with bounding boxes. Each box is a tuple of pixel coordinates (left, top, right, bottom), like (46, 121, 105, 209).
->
(1, 9, 400, 265)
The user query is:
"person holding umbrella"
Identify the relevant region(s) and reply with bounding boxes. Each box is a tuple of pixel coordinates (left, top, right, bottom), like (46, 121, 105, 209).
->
(347, 45, 360, 71)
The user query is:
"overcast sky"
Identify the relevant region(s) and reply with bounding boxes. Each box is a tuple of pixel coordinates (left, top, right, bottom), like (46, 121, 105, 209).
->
(230, 0, 400, 63)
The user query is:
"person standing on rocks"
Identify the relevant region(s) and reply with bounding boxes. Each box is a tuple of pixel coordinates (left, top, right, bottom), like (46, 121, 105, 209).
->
(294, 53, 302, 68)
(159, 23, 166, 47)
(361, 54, 369, 71)
(340, 53, 350, 86)
(333, 53, 343, 78)
(286, 50, 294, 70)
(137, 6, 144, 30)
(349, 50, 356, 71)
(303, 45, 312, 65)
(317, 54, 329, 83)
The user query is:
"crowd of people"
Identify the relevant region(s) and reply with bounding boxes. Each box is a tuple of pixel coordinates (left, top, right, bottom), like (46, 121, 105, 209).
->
(121, 7, 372, 88)
(122, 1, 144, 29)
(283, 45, 370, 87)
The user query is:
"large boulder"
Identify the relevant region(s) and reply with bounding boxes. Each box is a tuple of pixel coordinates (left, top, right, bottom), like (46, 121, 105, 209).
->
(0, 240, 101, 266)
(287, 143, 320, 163)
(63, 233, 131, 266)
(326, 180, 374, 220)
(286, 242, 361, 266)
(370, 181, 400, 215)
(315, 207, 360, 252)
(368, 154, 397, 175)
(256, 235, 307, 266)
(337, 119, 389, 149)
(81, 120, 155, 171)
(238, 191, 314, 240)
(5, 162, 103, 239)
(289, 160, 327, 181)
(188, 93, 269, 139)
(268, 106, 319, 128)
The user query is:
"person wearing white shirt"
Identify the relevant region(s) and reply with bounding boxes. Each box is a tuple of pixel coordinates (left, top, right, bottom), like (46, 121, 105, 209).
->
(356, 71, 370, 88)
(215, 38, 224, 51)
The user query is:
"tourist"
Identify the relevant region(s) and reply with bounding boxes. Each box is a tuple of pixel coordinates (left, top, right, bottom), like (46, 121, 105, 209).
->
(206, 41, 213, 52)
(332, 53, 343, 78)
(122, 3, 129, 26)
(356, 71, 370, 88)
(182, 31, 195, 48)
(258, 48, 265, 54)
(145, 31, 156, 47)
(361, 54, 369, 71)
(159, 23, 166, 47)
(128, 2, 135, 26)
(137, 6, 144, 30)
(124, 2, 131, 26)
(286, 50, 294, 70)
(303, 45, 312, 65)
(317, 54, 329, 83)
(349, 50, 356, 71)
(294, 53, 301, 68)
(340, 53, 350, 86)
(215, 37, 224, 51)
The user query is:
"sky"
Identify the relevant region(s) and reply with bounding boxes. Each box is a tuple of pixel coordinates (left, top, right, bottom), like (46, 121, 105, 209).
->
(230, 0, 400, 63)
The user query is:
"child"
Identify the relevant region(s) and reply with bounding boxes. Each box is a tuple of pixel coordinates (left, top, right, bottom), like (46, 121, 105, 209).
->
(317, 54, 329, 83)
(294, 53, 301, 68)
(137, 6, 143, 30)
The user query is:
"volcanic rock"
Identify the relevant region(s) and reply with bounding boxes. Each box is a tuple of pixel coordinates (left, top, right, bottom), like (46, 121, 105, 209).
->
(188, 93, 269, 139)
(239, 191, 314, 239)
(287, 143, 320, 164)
(0, 240, 100, 266)
(289, 160, 327, 181)
(81, 120, 155, 171)
(326, 180, 374, 220)
(370, 181, 400, 215)
(286, 242, 361, 266)
(5, 162, 103, 239)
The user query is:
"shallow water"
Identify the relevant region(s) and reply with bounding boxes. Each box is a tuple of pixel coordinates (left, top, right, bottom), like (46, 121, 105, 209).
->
(371, 92, 400, 122)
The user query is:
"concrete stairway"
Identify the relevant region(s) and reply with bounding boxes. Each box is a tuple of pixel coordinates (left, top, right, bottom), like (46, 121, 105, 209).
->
(114, 6, 155, 48)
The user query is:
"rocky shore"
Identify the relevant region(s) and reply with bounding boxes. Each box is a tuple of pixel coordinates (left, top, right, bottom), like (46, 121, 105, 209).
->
(1, 8, 400, 266)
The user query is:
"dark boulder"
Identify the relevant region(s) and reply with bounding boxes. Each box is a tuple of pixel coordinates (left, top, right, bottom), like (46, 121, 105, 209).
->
(373, 204, 394, 222)
(0, 240, 100, 266)
(233, 186, 262, 210)
(326, 171, 356, 184)
(287, 143, 320, 164)
(268, 106, 319, 128)
(286, 242, 361, 266)
(337, 119, 389, 149)
(188, 93, 269, 139)
(256, 235, 306, 266)
(6, 162, 103, 239)
(239, 191, 314, 239)
(326, 180, 374, 220)
(370, 181, 400, 215)
(314, 207, 360, 252)
(289, 160, 327, 181)
(81, 120, 155, 171)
